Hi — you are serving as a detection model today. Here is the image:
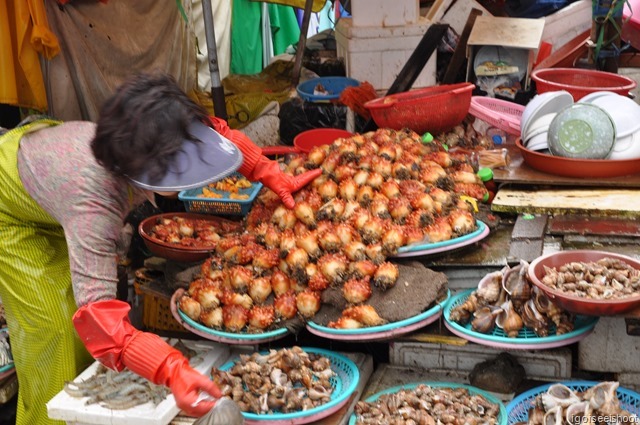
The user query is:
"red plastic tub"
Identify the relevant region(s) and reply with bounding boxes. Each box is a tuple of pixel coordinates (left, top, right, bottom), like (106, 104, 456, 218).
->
(528, 250, 640, 316)
(532, 67, 637, 101)
(364, 83, 475, 134)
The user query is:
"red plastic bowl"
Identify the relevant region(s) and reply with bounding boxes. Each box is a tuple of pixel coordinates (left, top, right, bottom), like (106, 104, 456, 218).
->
(515, 139, 640, 178)
(261, 128, 353, 156)
(532, 68, 637, 101)
(139, 213, 242, 263)
(528, 250, 640, 316)
(364, 83, 475, 134)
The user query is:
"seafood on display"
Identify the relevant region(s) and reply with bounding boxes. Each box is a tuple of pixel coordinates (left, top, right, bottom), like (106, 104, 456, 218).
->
(179, 128, 483, 332)
(450, 260, 575, 338)
(0, 330, 11, 367)
(211, 346, 336, 414)
(354, 384, 501, 425)
(540, 258, 640, 300)
(515, 382, 639, 425)
(148, 215, 240, 248)
(63, 364, 169, 410)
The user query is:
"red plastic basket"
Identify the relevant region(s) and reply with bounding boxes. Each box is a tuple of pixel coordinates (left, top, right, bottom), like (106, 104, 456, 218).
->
(469, 96, 524, 136)
(364, 83, 475, 134)
(532, 67, 637, 101)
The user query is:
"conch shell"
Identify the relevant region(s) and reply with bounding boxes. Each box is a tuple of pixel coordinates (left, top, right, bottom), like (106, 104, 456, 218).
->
(476, 268, 506, 305)
(502, 259, 531, 308)
(565, 401, 592, 425)
(540, 383, 581, 410)
(495, 300, 523, 338)
(471, 306, 502, 334)
(521, 299, 549, 337)
(584, 381, 620, 416)
(543, 406, 563, 425)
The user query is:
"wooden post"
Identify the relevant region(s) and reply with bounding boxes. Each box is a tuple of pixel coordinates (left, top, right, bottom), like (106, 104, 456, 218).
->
(291, 0, 315, 88)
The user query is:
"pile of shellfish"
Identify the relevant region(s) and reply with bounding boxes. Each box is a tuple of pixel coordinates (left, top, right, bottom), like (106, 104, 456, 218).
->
(450, 260, 575, 338)
(516, 382, 639, 425)
(179, 127, 485, 332)
(354, 384, 501, 425)
(211, 346, 335, 414)
(540, 257, 640, 300)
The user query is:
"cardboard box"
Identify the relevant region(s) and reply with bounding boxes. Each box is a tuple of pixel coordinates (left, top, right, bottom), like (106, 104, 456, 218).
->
(336, 17, 437, 91)
(467, 16, 545, 92)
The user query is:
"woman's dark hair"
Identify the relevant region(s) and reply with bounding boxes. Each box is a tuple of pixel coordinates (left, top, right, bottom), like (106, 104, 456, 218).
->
(92, 72, 209, 182)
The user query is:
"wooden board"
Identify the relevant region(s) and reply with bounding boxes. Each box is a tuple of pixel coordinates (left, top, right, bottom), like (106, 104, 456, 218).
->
(493, 144, 640, 188)
(491, 186, 640, 217)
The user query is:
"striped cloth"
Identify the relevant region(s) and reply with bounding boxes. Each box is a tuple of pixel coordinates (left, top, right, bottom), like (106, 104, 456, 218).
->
(0, 121, 92, 424)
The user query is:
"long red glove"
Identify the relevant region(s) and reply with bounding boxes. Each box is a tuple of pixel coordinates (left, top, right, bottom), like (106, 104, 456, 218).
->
(73, 300, 222, 417)
(210, 117, 322, 209)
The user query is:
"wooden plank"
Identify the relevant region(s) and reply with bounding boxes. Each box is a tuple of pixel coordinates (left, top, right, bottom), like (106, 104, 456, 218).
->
(493, 145, 640, 188)
(491, 187, 640, 217)
(426, 0, 455, 22)
(467, 16, 545, 50)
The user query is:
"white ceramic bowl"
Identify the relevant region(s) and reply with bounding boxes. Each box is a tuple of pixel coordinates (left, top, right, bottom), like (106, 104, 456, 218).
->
(610, 128, 640, 160)
(521, 91, 574, 141)
(525, 131, 549, 151)
(590, 93, 640, 138)
(524, 112, 556, 140)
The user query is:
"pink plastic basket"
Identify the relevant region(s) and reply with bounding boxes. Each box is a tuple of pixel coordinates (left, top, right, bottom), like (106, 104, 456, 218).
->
(469, 96, 524, 136)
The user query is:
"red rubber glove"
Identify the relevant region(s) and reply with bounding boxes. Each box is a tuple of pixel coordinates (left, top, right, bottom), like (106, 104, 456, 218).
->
(73, 300, 222, 417)
(209, 116, 322, 209)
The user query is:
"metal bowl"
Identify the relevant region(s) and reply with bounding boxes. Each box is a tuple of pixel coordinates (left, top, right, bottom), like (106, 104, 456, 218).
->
(139, 213, 242, 263)
(528, 250, 640, 316)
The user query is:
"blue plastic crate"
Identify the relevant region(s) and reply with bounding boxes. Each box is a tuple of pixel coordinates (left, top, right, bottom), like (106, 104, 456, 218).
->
(178, 173, 262, 216)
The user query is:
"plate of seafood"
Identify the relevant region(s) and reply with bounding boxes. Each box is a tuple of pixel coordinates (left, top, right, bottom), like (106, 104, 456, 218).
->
(528, 250, 640, 316)
(171, 288, 292, 345)
(138, 212, 244, 263)
(349, 382, 507, 425)
(306, 290, 450, 341)
(214, 346, 360, 425)
(507, 381, 640, 425)
(393, 220, 490, 257)
(47, 339, 228, 425)
(444, 261, 599, 350)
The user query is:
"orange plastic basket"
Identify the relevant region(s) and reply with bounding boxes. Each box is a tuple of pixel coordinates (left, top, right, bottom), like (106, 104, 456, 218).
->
(532, 68, 637, 101)
(364, 83, 475, 134)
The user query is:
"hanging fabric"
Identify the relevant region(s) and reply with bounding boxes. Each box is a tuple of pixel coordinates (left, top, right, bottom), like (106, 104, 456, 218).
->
(0, 0, 61, 111)
(269, 3, 301, 55)
(250, 0, 326, 13)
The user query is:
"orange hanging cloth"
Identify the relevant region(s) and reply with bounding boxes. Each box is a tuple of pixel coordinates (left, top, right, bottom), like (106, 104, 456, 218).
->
(0, 0, 61, 111)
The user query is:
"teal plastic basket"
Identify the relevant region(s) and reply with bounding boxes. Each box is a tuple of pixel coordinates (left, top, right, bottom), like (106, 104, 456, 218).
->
(397, 220, 486, 254)
(349, 382, 508, 425)
(176, 307, 288, 341)
(178, 173, 262, 216)
(444, 289, 599, 349)
(219, 347, 360, 422)
(507, 381, 640, 425)
(307, 290, 450, 335)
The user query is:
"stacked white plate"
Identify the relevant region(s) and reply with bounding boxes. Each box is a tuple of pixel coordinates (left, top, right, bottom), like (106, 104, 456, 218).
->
(578, 91, 640, 159)
(520, 90, 574, 151)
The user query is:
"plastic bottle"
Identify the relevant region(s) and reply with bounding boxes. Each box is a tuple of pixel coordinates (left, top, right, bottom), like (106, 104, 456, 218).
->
(477, 167, 497, 203)
(486, 127, 506, 145)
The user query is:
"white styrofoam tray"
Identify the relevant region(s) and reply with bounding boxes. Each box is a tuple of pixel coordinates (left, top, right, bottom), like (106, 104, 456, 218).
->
(46, 339, 230, 425)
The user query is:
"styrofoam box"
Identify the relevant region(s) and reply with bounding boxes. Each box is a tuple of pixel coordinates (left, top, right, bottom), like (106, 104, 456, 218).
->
(350, 0, 420, 27)
(336, 17, 437, 92)
(47, 339, 230, 425)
